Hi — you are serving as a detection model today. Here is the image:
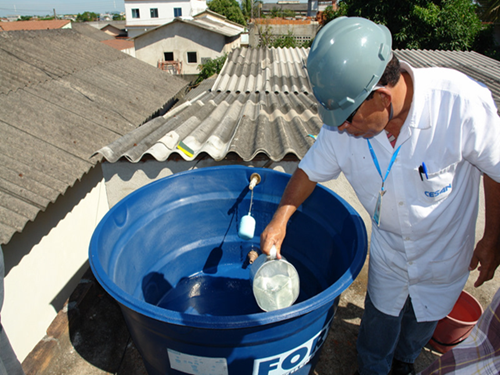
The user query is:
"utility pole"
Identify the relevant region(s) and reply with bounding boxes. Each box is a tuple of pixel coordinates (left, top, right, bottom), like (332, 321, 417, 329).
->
(53, 8, 57, 19)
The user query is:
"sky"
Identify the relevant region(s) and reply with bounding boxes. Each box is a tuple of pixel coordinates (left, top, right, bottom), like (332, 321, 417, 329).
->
(0, 0, 126, 18)
(0, 0, 307, 18)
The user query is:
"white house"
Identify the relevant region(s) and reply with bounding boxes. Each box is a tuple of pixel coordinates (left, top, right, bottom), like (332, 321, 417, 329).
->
(125, 0, 208, 37)
(134, 10, 244, 77)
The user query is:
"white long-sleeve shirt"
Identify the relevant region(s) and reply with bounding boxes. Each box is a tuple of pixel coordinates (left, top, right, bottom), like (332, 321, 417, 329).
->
(299, 62, 500, 321)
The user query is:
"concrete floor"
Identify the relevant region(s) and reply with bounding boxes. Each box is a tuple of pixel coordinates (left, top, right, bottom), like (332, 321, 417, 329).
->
(21, 254, 499, 375)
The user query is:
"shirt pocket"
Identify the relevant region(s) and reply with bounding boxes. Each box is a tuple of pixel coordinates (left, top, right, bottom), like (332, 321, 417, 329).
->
(413, 162, 457, 203)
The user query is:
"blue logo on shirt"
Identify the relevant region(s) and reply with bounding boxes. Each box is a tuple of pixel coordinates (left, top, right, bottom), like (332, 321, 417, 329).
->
(425, 184, 452, 198)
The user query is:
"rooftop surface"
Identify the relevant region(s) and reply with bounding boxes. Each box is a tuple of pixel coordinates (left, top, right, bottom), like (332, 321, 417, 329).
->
(22, 254, 500, 374)
(95, 47, 500, 166)
(0, 28, 188, 245)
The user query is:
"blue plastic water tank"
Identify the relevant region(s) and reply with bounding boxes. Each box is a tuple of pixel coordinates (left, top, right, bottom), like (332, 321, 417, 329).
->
(89, 166, 367, 375)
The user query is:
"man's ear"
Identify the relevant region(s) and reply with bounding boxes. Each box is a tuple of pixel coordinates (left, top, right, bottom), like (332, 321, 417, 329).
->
(376, 89, 392, 110)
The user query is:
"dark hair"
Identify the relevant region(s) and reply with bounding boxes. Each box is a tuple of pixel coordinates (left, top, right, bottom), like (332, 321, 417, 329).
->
(379, 54, 401, 87)
(366, 54, 401, 100)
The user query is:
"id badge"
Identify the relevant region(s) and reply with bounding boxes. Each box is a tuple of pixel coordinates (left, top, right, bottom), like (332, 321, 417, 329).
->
(373, 189, 385, 226)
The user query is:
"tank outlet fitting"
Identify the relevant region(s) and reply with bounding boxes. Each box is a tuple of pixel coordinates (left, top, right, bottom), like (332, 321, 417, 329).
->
(249, 173, 261, 190)
(247, 250, 259, 264)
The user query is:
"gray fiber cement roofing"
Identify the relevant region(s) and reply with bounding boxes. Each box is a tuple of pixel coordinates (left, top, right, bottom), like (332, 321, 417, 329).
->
(0, 29, 188, 244)
(95, 47, 500, 166)
(70, 22, 116, 42)
(96, 47, 321, 163)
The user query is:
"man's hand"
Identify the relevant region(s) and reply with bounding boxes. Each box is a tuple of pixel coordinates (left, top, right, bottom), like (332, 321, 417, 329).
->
(469, 236, 500, 287)
(470, 174, 500, 287)
(260, 219, 286, 259)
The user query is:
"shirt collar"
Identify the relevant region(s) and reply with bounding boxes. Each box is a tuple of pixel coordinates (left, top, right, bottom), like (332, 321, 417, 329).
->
(399, 60, 430, 131)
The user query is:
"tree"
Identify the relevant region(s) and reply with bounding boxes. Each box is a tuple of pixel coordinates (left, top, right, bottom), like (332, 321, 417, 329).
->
(241, 0, 262, 21)
(270, 7, 295, 18)
(271, 31, 297, 48)
(476, 0, 500, 22)
(113, 13, 126, 21)
(319, 2, 347, 25)
(195, 54, 227, 85)
(342, 0, 482, 51)
(76, 11, 100, 22)
(257, 26, 311, 48)
(208, 0, 246, 26)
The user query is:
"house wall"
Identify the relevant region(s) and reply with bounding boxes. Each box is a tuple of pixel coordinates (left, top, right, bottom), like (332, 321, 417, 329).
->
(135, 22, 228, 74)
(125, 0, 207, 27)
(127, 26, 158, 38)
(101, 159, 371, 229)
(249, 21, 320, 47)
(1, 166, 109, 361)
(122, 47, 137, 57)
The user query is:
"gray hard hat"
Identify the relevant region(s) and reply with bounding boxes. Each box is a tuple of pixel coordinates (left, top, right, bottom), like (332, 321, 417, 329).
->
(307, 17, 393, 127)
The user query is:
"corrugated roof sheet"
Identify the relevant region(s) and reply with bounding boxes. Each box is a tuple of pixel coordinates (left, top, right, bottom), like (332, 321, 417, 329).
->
(95, 47, 321, 163)
(394, 49, 500, 107)
(71, 22, 116, 42)
(0, 29, 188, 244)
(95, 47, 500, 166)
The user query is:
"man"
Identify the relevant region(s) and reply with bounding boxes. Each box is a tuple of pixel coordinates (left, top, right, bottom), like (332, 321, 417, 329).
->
(260, 17, 500, 375)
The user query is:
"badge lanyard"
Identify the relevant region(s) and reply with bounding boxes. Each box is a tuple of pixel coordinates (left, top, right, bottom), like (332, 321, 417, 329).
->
(367, 139, 402, 226)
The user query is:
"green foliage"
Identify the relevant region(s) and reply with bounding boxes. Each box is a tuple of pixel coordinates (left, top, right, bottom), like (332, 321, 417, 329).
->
(270, 7, 281, 18)
(258, 27, 312, 48)
(476, 0, 500, 22)
(342, 0, 483, 51)
(208, 0, 246, 25)
(257, 25, 274, 47)
(473, 23, 500, 60)
(18, 16, 33, 21)
(270, 7, 295, 18)
(321, 2, 348, 24)
(241, 0, 262, 21)
(271, 7, 295, 18)
(271, 31, 297, 48)
(195, 54, 227, 85)
(76, 11, 100, 22)
(113, 13, 126, 21)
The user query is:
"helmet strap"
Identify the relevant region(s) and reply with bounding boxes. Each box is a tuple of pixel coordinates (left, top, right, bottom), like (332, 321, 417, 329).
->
(389, 103, 394, 121)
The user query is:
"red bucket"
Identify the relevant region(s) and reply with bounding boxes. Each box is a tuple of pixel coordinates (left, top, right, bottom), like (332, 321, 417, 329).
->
(429, 290, 483, 353)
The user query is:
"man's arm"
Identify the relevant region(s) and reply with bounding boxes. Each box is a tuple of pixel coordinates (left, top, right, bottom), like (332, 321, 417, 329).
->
(469, 174, 500, 287)
(260, 168, 317, 259)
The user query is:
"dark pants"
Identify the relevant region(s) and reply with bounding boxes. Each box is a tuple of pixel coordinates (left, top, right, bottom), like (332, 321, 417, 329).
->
(356, 292, 438, 375)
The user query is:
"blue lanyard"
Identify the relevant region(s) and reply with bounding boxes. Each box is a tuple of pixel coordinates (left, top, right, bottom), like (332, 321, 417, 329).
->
(367, 139, 401, 192)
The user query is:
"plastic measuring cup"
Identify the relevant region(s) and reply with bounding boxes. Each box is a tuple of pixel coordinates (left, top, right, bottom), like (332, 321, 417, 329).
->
(250, 246, 300, 312)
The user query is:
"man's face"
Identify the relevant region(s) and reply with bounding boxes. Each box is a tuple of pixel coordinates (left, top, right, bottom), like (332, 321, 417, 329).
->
(337, 92, 389, 138)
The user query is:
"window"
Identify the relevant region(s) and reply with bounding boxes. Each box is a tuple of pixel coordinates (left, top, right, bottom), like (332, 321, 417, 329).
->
(164, 52, 174, 61)
(187, 52, 197, 64)
(150, 8, 158, 18)
(174, 8, 182, 17)
(132, 8, 140, 18)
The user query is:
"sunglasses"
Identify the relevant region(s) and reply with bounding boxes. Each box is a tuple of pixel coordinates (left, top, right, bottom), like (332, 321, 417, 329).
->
(344, 85, 385, 124)
(345, 104, 361, 124)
